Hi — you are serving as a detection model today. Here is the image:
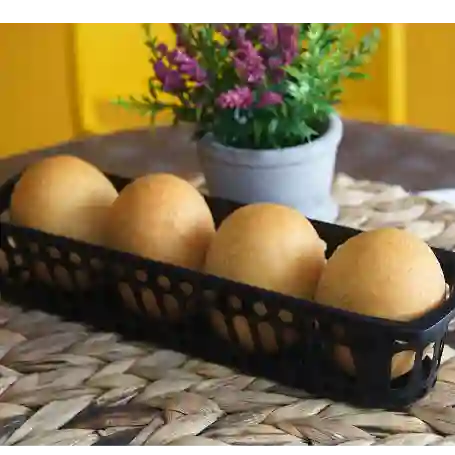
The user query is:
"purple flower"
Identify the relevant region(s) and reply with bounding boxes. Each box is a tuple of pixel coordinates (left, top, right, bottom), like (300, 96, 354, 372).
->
(163, 70, 186, 93)
(153, 59, 169, 83)
(216, 86, 253, 109)
(167, 49, 207, 84)
(156, 43, 168, 56)
(218, 24, 247, 47)
(230, 27, 247, 47)
(234, 41, 266, 84)
(257, 91, 283, 108)
(154, 59, 185, 93)
(180, 62, 207, 83)
(217, 24, 231, 38)
(168, 49, 192, 65)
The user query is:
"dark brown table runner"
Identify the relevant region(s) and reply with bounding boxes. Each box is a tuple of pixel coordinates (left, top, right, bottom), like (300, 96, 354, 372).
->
(2, 120, 455, 191)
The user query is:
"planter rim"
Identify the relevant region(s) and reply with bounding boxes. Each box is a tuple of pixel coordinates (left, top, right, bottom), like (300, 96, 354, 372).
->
(197, 113, 343, 169)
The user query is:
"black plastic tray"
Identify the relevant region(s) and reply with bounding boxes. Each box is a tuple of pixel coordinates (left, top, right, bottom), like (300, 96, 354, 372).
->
(1, 171, 455, 410)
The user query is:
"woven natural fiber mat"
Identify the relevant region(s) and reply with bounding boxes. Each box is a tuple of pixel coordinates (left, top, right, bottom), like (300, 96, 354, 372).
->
(1, 173, 455, 446)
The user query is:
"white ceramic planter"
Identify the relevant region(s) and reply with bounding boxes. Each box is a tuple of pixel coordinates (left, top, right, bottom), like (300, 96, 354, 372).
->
(197, 113, 343, 222)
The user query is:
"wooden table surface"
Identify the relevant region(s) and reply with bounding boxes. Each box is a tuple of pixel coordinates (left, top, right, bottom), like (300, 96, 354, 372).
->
(1, 119, 455, 191)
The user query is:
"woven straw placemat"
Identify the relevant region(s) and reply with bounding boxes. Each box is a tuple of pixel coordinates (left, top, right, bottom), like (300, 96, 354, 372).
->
(1, 173, 455, 446)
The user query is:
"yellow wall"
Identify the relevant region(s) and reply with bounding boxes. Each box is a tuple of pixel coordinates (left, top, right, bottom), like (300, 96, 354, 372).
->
(406, 24, 455, 132)
(73, 23, 175, 135)
(0, 24, 78, 157)
(338, 24, 391, 124)
(1, 23, 455, 157)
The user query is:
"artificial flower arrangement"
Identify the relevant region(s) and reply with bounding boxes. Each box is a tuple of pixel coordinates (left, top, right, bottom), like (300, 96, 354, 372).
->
(117, 23, 380, 150)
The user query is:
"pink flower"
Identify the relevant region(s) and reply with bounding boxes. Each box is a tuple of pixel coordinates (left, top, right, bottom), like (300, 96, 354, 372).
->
(216, 86, 253, 109)
(277, 24, 298, 49)
(234, 40, 266, 84)
(267, 56, 282, 69)
(259, 24, 277, 49)
(277, 24, 299, 65)
(257, 91, 283, 108)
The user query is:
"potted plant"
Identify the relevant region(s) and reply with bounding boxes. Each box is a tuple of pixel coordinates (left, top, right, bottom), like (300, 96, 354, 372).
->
(117, 23, 380, 222)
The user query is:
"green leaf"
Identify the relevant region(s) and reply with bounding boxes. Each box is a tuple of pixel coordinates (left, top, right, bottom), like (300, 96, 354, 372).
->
(268, 118, 279, 136)
(283, 66, 302, 79)
(347, 72, 367, 80)
(253, 121, 262, 146)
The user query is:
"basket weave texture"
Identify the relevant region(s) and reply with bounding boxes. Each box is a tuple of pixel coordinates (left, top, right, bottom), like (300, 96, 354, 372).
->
(1, 173, 455, 446)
